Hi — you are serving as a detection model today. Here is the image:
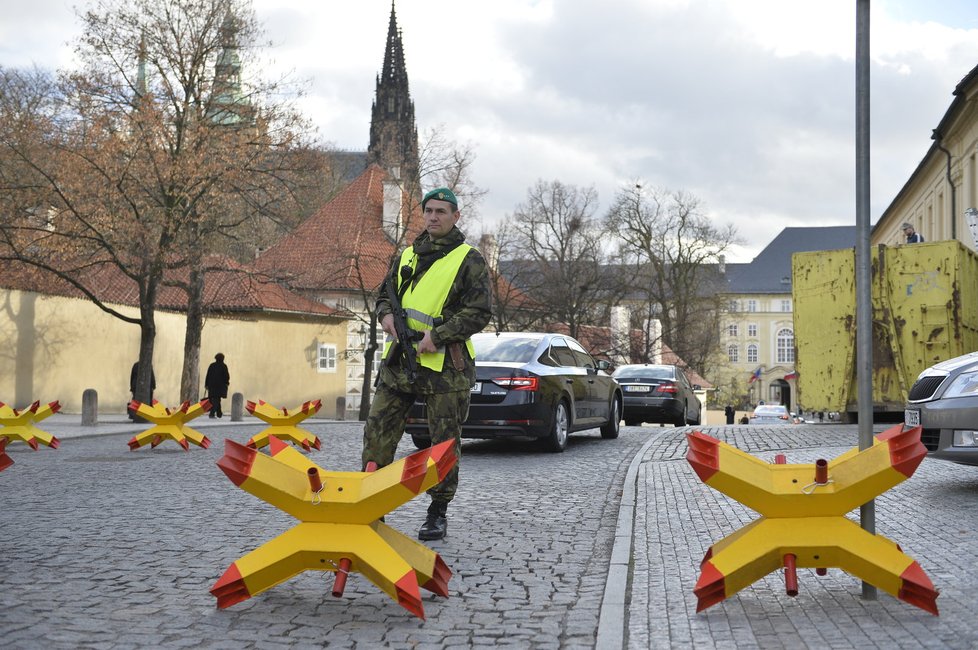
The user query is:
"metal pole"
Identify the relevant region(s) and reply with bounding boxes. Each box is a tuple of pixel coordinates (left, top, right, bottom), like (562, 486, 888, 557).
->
(855, 0, 877, 601)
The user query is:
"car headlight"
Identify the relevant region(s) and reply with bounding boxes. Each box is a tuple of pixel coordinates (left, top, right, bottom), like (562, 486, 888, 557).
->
(942, 371, 978, 399)
(952, 430, 978, 447)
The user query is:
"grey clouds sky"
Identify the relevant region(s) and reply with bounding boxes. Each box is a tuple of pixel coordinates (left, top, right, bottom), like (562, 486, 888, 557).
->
(3, 0, 978, 260)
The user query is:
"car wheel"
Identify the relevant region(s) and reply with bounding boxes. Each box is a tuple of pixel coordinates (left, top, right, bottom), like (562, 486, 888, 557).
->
(545, 399, 570, 452)
(674, 404, 687, 427)
(600, 397, 621, 439)
(411, 435, 431, 449)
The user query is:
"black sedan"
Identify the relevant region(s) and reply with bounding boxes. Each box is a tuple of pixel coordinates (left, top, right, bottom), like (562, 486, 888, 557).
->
(905, 350, 978, 466)
(611, 364, 702, 427)
(406, 332, 623, 452)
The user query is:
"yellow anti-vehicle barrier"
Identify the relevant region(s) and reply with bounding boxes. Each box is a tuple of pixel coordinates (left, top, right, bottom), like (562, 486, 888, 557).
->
(245, 399, 322, 451)
(210, 436, 456, 619)
(127, 399, 211, 451)
(686, 424, 938, 615)
(0, 400, 61, 450)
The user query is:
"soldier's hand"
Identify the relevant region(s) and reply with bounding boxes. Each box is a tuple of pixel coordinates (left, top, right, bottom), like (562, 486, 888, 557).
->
(417, 330, 437, 354)
(381, 314, 396, 338)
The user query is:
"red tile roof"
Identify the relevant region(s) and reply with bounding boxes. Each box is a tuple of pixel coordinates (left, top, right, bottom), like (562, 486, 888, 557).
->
(0, 256, 339, 318)
(254, 164, 424, 293)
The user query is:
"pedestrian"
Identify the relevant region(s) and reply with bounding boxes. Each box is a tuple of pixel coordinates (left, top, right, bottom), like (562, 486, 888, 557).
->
(902, 222, 924, 243)
(362, 187, 492, 541)
(724, 404, 735, 425)
(204, 353, 231, 418)
(128, 361, 156, 420)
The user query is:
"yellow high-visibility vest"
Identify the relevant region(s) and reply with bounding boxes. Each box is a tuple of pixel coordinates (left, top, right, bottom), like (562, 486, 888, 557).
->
(382, 243, 476, 371)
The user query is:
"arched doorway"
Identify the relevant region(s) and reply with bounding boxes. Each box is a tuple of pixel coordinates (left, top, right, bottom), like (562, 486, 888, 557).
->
(769, 378, 790, 410)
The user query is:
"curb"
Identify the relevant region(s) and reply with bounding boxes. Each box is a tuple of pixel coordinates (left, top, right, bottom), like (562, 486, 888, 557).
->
(595, 434, 657, 649)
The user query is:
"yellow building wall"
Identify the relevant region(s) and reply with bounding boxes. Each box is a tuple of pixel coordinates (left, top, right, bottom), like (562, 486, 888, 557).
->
(874, 88, 978, 251)
(0, 289, 350, 416)
(715, 293, 797, 410)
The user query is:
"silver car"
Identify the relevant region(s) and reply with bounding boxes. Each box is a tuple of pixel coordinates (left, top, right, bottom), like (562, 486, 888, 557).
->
(905, 351, 978, 466)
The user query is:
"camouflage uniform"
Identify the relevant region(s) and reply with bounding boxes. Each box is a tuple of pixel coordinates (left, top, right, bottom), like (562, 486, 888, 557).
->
(362, 225, 492, 504)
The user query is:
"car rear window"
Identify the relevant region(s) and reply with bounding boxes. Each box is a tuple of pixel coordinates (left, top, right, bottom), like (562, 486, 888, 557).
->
(613, 366, 674, 381)
(754, 406, 787, 416)
(473, 336, 540, 363)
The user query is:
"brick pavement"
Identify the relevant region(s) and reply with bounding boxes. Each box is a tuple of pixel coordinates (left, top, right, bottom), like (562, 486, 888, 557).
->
(621, 424, 978, 650)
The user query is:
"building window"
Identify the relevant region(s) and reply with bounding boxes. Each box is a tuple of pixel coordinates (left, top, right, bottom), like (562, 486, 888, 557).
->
(776, 329, 795, 364)
(747, 299, 758, 313)
(728, 300, 738, 312)
(781, 299, 792, 312)
(318, 344, 337, 373)
(372, 336, 384, 376)
(748, 323, 758, 337)
(727, 323, 738, 337)
(727, 344, 739, 363)
(747, 344, 758, 363)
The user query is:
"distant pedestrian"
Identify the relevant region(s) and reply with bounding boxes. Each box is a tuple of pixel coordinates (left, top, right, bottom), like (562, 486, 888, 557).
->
(204, 353, 231, 418)
(724, 404, 735, 425)
(128, 361, 156, 420)
(902, 222, 924, 243)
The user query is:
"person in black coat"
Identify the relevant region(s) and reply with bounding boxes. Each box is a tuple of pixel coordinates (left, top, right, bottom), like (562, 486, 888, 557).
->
(204, 353, 231, 418)
(724, 404, 735, 425)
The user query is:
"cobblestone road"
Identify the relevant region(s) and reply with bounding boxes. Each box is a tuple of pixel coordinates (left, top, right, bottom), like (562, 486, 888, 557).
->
(0, 420, 648, 649)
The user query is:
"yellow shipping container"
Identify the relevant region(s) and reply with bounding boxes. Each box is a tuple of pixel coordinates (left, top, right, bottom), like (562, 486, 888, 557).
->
(792, 240, 978, 417)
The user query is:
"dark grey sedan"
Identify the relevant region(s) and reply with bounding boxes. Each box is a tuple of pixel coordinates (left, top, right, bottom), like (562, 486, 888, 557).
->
(611, 364, 702, 427)
(406, 332, 623, 452)
(905, 351, 978, 466)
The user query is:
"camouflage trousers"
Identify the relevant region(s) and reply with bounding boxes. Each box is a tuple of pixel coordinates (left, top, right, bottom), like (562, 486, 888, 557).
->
(362, 383, 470, 504)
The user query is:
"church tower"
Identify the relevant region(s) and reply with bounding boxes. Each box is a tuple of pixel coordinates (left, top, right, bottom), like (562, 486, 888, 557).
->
(207, 12, 254, 127)
(368, 1, 419, 187)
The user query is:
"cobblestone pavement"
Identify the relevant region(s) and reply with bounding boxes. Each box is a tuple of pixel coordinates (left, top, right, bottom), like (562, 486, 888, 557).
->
(626, 424, 978, 650)
(3, 416, 976, 649)
(0, 415, 648, 649)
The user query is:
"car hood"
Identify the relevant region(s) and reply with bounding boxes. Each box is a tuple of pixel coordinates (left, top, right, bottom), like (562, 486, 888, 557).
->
(923, 351, 978, 376)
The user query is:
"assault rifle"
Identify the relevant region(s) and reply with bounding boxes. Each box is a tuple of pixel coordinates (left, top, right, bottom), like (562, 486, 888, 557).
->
(384, 271, 425, 383)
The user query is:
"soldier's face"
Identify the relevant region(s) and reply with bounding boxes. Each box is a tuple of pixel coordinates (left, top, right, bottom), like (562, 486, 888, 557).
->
(424, 199, 460, 239)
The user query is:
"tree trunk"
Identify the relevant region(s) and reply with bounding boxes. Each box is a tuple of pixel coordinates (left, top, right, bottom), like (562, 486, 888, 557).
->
(180, 264, 205, 402)
(358, 316, 378, 421)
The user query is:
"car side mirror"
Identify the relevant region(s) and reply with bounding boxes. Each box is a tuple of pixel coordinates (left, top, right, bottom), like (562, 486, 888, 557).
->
(597, 359, 611, 371)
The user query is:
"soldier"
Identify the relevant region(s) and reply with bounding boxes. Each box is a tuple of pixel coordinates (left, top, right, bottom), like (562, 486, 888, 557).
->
(362, 187, 492, 541)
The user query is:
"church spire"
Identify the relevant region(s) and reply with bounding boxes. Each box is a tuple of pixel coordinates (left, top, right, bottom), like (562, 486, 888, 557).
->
(368, 1, 419, 186)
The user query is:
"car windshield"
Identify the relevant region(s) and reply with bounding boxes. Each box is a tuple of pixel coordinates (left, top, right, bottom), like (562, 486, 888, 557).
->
(613, 366, 674, 381)
(473, 336, 541, 363)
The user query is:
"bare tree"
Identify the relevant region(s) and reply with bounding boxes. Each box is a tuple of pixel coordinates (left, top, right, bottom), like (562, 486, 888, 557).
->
(502, 180, 613, 340)
(605, 183, 740, 375)
(0, 0, 317, 404)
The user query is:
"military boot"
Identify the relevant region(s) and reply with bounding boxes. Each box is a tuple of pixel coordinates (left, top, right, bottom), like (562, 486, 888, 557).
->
(418, 500, 448, 541)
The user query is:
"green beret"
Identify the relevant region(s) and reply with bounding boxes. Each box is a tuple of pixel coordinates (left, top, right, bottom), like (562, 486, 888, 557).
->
(422, 187, 458, 209)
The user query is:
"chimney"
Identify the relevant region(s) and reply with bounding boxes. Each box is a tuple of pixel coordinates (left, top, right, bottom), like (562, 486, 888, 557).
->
(479, 233, 499, 275)
(718, 254, 726, 274)
(610, 305, 630, 365)
(382, 180, 402, 241)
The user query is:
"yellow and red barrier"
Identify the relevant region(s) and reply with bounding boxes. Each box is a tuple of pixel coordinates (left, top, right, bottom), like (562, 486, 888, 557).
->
(686, 424, 938, 615)
(0, 400, 61, 450)
(245, 399, 322, 451)
(210, 436, 456, 619)
(127, 399, 211, 451)
(0, 437, 12, 471)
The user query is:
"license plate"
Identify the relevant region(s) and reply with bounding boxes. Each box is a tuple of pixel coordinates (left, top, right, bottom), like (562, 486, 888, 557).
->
(624, 385, 651, 393)
(904, 408, 920, 427)
(470, 382, 482, 393)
